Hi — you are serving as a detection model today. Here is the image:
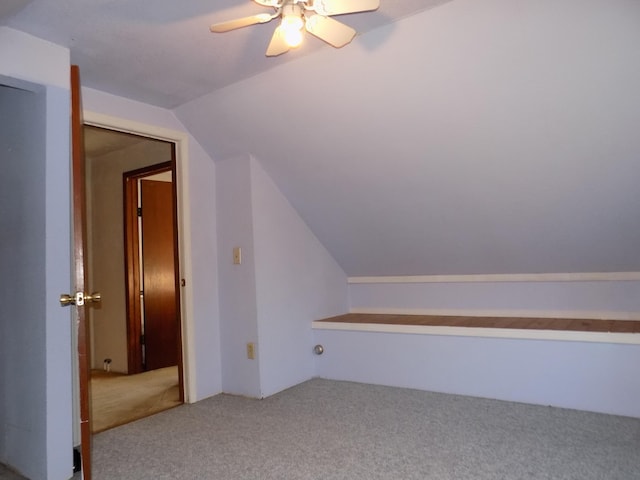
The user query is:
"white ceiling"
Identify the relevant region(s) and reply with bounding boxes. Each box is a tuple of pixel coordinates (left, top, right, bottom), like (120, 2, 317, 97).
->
(2, 0, 449, 108)
(0, 0, 30, 18)
(4, 0, 640, 276)
(84, 126, 146, 158)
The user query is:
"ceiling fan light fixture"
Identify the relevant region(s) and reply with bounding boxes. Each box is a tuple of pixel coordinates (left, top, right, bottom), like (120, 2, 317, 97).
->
(280, 3, 304, 47)
(210, 0, 381, 55)
(281, 24, 303, 47)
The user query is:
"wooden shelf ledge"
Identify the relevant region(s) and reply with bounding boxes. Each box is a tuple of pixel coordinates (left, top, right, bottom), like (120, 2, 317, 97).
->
(316, 313, 640, 333)
(312, 313, 640, 345)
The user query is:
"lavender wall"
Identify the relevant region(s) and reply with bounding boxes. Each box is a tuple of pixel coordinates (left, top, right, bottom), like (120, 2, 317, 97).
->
(0, 27, 73, 480)
(313, 275, 640, 418)
(216, 156, 348, 398)
(216, 155, 261, 397)
(0, 80, 49, 480)
(44, 84, 74, 480)
(349, 277, 640, 319)
(313, 328, 640, 418)
(250, 158, 347, 397)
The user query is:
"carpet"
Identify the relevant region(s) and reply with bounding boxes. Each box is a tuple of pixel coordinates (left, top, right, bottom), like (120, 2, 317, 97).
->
(0, 464, 27, 480)
(92, 378, 640, 479)
(90, 366, 181, 433)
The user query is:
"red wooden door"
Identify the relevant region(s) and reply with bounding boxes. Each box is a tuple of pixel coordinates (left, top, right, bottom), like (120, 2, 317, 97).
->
(140, 180, 179, 371)
(71, 65, 92, 480)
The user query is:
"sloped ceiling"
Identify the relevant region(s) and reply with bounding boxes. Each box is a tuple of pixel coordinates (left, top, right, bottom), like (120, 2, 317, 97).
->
(4, 0, 640, 276)
(175, 0, 640, 276)
(0, 0, 32, 18)
(84, 126, 147, 158)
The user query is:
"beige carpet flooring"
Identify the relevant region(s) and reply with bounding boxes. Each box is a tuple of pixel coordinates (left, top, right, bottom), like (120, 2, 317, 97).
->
(92, 379, 640, 480)
(0, 463, 27, 480)
(90, 366, 181, 433)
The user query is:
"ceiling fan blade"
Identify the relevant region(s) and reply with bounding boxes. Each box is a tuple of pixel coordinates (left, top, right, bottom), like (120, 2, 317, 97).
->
(210, 13, 274, 33)
(305, 14, 356, 48)
(313, 0, 379, 16)
(266, 27, 291, 56)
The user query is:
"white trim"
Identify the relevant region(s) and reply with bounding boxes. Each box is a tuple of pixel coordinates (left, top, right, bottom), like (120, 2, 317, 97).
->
(84, 111, 197, 404)
(312, 321, 640, 345)
(348, 307, 640, 321)
(84, 111, 186, 146)
(348, 272, 640, 284)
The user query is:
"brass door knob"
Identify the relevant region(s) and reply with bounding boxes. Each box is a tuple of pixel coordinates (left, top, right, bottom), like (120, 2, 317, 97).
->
(60, 292, 102, 307)
(85, 292, 102, 304)
(60, 293, 76, 306)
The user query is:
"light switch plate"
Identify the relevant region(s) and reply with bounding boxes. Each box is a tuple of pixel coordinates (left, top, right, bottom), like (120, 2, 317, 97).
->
(246, 342, 255, 360)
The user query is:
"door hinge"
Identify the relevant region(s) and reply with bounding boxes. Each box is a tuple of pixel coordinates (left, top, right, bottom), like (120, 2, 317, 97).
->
(137, 207, 142, 217)
(140, 334, 145, 345)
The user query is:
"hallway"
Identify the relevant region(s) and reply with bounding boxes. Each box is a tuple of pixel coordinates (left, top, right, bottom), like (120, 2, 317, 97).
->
(90, 366, 180, 433)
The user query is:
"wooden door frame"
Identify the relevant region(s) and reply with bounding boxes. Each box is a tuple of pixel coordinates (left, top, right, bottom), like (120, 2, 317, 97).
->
(83, 112, 195, 404)
(123, 161, 183, 387)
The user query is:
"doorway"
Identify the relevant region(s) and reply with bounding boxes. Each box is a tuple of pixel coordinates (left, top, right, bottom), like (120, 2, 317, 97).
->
(84, 126, 183, 432)
(123, 163, 181, 375)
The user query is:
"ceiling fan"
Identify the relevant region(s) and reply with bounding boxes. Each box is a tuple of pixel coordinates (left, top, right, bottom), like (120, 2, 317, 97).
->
(210, 0, 380, 56)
